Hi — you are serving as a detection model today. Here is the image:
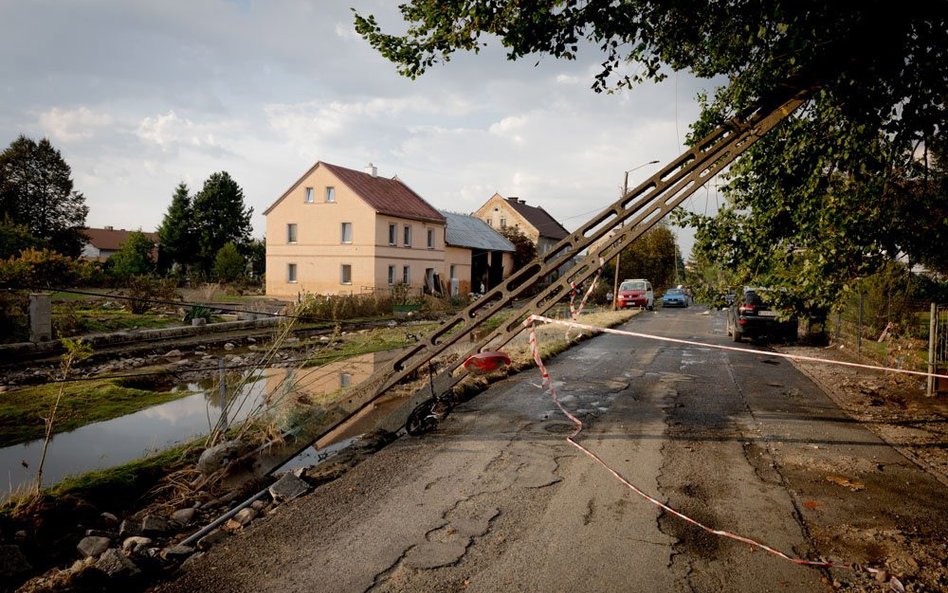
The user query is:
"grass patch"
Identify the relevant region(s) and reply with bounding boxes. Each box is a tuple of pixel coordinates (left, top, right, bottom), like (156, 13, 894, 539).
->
(47, 442, 199, 509)
(302, 323, 440, 366)
(0, 377, 191, 447)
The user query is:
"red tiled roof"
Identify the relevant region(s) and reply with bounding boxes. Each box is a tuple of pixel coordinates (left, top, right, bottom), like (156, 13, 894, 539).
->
(504, 197, 569, 240)
(82, 227, 159, 251)
(321, 162, 445, 224)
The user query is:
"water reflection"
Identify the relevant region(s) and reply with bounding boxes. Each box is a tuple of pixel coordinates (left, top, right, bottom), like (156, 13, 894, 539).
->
(0, 352, 394, 498)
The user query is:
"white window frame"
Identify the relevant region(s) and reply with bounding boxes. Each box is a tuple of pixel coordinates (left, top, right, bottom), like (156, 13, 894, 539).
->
(500, 217, 507, 228)
(427, 228, 434, 249)
(340, 264, 352, 285)
(403, 224, 412, 247)
(325, 186, 335, 203)
(287, 223, 297, 244)
(387, 265, 396, 285)
(287, 263, 297, 283)
(388, 223, 397, 245)
(304, 187, 314, 203)
(341, 222, 352, 244)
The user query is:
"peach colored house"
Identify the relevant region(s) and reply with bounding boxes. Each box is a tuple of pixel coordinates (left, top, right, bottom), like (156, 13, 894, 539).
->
(264, 162, 446, 298)
(473, 193, 569, 257)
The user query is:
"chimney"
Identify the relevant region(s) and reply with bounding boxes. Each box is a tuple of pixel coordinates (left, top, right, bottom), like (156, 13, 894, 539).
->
(518, 199, 526, 204)
(365, 162, 377, 177)
(507, 196, 519, 202)
(104, 225, 113, 231)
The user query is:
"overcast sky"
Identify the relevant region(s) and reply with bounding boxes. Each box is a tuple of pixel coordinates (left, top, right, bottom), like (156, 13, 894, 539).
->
(1, 0, 725, 257)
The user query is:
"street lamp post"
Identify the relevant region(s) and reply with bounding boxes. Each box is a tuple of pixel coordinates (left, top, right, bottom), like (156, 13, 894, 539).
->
(612, 160, 660, 310)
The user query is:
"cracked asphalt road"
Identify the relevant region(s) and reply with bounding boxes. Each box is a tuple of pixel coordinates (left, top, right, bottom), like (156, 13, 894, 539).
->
(154, 306, 947, 593)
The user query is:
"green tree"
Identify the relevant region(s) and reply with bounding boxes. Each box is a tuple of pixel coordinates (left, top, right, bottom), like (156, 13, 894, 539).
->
(0, 216, 43, 259)
(498, 226, 537, 270)
(213, 242, 246, 283)
(191, 172, 252, 274)
(247, 238, 266, 280)
(109, 231, 155, 280)
(157, 182, 196, 273)
(0, 136, 88, 255)
(355, 3, 947, 313)
(612, 226, 679, 292)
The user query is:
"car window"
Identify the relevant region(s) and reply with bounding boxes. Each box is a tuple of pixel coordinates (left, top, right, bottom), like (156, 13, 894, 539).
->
(666, 289, 682, 295)
(620, 281, 647, 291)
(742, 291, 767, 306)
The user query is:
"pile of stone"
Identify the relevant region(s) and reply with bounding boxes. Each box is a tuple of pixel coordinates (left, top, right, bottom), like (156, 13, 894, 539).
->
(9, 430, 396, 592)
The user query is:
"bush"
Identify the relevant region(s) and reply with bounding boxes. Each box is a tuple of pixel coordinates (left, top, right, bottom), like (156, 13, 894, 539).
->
(213, 242, 246, 283)
(0, 248, 86, 289)
(0, 291, 28, 343)
(297, 292, 394, 321)
(183, 305, 213, 324)
(123, 276, 180, 314)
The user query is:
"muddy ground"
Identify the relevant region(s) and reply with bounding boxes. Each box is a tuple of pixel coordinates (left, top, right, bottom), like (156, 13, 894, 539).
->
(778, 343, 948, 592)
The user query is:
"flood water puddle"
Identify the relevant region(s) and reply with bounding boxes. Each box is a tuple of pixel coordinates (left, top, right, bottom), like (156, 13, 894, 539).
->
(1, 351, 394, 498)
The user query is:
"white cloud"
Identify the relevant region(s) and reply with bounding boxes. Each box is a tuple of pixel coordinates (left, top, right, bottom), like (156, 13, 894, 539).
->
(136, 111, 235, 152)
(38, 107, 113, 142)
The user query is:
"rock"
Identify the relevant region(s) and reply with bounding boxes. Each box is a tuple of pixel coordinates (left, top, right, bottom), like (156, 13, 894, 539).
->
(77, 535, 111, 558)
(119, 518, 142, 538)
(197, 529, 228, 550)
(84, 528, 116, 538)
(269, 473, 310, 503)
(141, 514, 170, 535)
(0, 544, 32, 577)
(121, 536, 153, 555)
(232, 507, 258, 526)
(164, 349, 183, 358)
(250, 500, 269, 512)
(94, 548, 141, 579)
(319, 336, 330, 342)
(172, 508, 197, 526)
(14, 530, 28, 541)
(224, 519, 243, 532)
(874, 569, 890, 583)
(191, 318, 207, 327)
(100, 512, 119, 525)
(160, 544, 195, 561)
(247, 337, 256, 343)
(197, 439, 245, 475)
(223, 342, 236, 350)
(286, 337, 300, 343)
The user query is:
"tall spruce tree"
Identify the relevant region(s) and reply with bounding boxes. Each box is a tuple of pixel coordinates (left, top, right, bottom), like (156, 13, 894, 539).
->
(157, 182, 196, 272)
(191, 172, 253, 275)
(0, 135, 88, 255)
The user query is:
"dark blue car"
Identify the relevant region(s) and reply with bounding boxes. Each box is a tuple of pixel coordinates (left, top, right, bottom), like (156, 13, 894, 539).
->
(661, 288, 688, 308)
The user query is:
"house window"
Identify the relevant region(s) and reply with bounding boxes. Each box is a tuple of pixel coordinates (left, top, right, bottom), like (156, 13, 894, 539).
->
(403, 225, 412, 247)
(387, 265, 395, 285)
(287, 263, 297, 283)
(427, 228, 434, 249)
(325, 187, 335, 202)
(341, 264, 352, 284)
(388, 223, 397, 245)
(304, 187, 314, 203)
(341, 222, 352, 244)
(450, 264, 456, 280)
(402, 265, 410, 285)
(500, 217, 506, 228)
(287, 223, 297, 243)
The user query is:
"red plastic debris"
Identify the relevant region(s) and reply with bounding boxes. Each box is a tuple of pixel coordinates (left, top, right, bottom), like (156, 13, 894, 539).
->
(463, 351, 511, 375)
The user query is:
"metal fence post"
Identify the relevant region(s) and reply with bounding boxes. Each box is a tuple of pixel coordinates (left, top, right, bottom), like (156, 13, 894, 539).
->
(929, 303, 938, 397)
(857, 291, 863, 354)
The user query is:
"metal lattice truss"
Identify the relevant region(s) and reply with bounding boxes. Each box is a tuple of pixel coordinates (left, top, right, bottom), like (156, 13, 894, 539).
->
(313, 87, 811, 442)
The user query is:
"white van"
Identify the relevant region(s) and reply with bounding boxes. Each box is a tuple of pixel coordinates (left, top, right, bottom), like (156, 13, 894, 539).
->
(617, 278, 654, 310)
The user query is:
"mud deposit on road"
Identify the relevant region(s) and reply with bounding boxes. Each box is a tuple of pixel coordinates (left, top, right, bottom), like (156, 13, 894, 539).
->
(779, 344, 948, 592)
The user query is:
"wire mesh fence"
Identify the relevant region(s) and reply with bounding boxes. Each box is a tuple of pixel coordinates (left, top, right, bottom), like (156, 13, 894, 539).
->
(828, 291, 946, 392)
